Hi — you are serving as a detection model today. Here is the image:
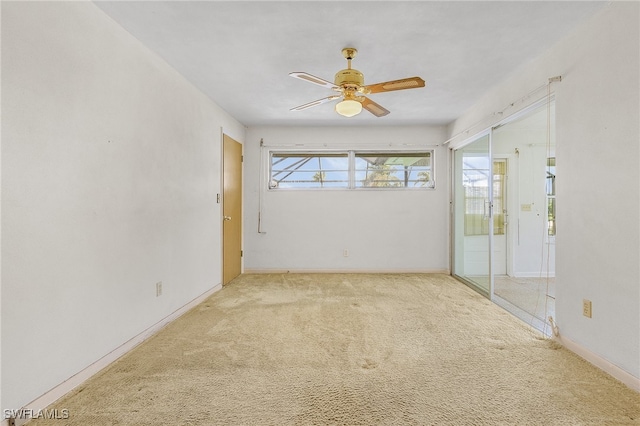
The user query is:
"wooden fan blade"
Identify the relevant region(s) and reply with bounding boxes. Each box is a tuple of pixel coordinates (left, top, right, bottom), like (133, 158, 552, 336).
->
(290, 95, 342, 111)
(364, 76, 425, 94)
(289, 72, 339, 90)
(361, 97, 390, 117)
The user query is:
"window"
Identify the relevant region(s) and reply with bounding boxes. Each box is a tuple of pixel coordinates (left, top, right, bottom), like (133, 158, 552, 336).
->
(269, 150, 434, 190)
(492, 160, 507, 235)
(354, 152, 433, 188)
(546, 157, 556, 236)
(269, 153, 349, 189)
(463, 158, 506, 236)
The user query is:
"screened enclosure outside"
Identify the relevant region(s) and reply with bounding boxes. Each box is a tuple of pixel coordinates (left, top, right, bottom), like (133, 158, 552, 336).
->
(269, 153, 349, 189)
(269, 151, 434, 189)
(463, 158, 506, 236)
(354, 152, 433, 188)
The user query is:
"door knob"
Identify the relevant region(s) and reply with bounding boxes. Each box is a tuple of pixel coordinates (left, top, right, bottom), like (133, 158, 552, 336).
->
(224, 216, 232, 221)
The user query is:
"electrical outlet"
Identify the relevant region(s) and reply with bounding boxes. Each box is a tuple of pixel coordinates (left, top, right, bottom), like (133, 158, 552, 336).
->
(583, 299, 592, 318)
(156, 281, 163, 297)
(343, 249, 349, 257)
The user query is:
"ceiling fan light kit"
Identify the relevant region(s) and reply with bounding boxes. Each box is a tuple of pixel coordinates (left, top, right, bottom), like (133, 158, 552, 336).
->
(335, 99, 363, 117)
(289, 47, 425, 118)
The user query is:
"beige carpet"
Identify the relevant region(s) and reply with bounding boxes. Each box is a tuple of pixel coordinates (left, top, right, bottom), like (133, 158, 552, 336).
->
(29, 274, 639, 425)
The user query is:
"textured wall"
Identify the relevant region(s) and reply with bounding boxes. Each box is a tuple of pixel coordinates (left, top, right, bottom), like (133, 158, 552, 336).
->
(243, 126, 449, 273)
(2, 1, 244, 410)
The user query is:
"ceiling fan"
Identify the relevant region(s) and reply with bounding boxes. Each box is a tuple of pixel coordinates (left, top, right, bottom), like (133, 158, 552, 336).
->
(289, 48, 425, 118)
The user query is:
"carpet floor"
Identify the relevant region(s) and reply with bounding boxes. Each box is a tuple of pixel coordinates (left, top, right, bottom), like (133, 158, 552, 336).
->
(28, 273, 639, 425)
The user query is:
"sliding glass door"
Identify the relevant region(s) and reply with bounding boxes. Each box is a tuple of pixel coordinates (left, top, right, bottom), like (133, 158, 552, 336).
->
(451, 100, 556, 333)
(452, 133, 492, 296)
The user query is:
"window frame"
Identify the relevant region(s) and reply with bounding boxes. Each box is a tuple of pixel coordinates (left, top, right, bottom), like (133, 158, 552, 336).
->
(268, 149, 436, 191)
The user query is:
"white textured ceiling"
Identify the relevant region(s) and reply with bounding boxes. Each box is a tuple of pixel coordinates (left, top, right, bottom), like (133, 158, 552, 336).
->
(94, 1, 606, 127)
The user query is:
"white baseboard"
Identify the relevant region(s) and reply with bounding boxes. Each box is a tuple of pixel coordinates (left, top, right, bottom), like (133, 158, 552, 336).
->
(3, 283, 223, 426)
(244, 268, 451, 274)
(557, 335, 640, 392)
(512, 272, 556, 278)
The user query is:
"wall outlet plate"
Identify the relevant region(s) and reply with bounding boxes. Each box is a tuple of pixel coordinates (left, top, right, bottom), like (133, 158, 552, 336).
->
(583, 299, 592, 318)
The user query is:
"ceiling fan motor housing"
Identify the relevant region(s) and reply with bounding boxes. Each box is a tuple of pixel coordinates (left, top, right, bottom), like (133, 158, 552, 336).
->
(334, 68, 364, 88)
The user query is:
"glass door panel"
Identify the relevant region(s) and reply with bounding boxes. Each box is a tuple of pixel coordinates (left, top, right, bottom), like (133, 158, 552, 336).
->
(491, 102, 556, 326)
(452, 134, 491, 296)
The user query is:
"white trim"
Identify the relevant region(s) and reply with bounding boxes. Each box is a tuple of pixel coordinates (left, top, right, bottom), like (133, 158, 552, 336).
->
(3, 284, 223, 426)
(261, 142, 441, 149)
(445, 84, 557, 147)
(512, 273, 556, 278)
(557, 335, 640, 392)
(244, 268, 450, 274)
(448, 94, 555, 150)
(220, 127, 226, 286)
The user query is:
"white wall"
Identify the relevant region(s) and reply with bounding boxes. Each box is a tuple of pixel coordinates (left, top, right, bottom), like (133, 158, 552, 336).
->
(2, 1, 244, 412)
(243, 126, 449, 273)
(448, 2, 639, 382)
